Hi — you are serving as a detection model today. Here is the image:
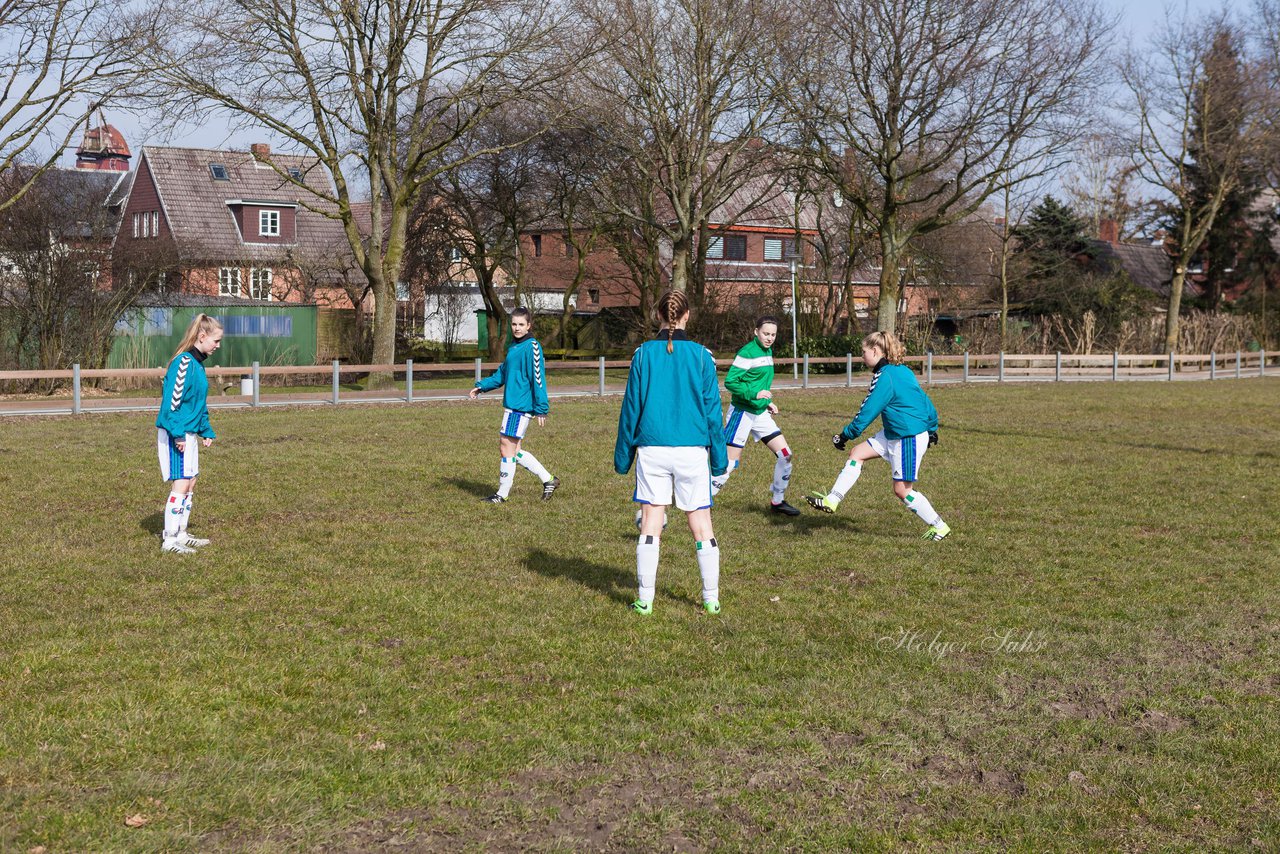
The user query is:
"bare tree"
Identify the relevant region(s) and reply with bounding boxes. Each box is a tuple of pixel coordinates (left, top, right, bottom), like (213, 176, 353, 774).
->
(785, 0, 1111, 334)
(1061, 134, 1157, 240)
(156, 0, 574, 373)
(1122, 18, 1270, 352)
(0, 0, 147, 211)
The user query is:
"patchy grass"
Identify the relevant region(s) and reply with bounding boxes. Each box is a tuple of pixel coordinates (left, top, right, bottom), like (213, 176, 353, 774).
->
(1, 379, 1278, 851)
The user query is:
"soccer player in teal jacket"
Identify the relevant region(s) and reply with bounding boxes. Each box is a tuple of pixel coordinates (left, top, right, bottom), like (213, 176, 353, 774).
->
(469, 307, 560, 503)
(805, 331, 951, 540)
(156, 313, 222, 554)
(615, 290, 728, 615)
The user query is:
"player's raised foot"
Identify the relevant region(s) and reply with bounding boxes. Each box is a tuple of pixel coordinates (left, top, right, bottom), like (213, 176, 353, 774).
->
(703, 600, 721, 616)
(541, 476, 561, 501)
(922, 521, 952, 541)
(178, 533, 210, 548)
(161, 538, 196, 555)
(482, 493, 506, 504)
(630, 599, 653, 616)
(770, 500, 801, 517)
(804, 491, 839, 514)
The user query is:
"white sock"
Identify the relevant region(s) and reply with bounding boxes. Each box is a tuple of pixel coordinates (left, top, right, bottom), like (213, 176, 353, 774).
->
(516, 450, 552, 483)
(696, 538, 720, 603)
(163, 491, 184, 539)
(831, 459, 862, 501)
(770, 449, 792, 504)
(180, 494, 193, 534)
(710, 459, 738, 496)
(903, 489, 943, 526)
(637, 536, 660, 604)
(497, 456, 517, 498)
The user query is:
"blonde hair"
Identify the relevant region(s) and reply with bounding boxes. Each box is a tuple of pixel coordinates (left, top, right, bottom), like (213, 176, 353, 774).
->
(863, 330, 905, 364)
(170, 313, 223, 364)
(656, 290, 690, 354)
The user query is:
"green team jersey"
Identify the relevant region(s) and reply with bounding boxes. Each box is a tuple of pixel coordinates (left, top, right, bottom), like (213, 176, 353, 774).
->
(724, 337, 774, 415)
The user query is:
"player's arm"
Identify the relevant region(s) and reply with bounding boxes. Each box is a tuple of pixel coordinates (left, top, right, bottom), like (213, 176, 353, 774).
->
(531, 342, 549, 416)
(841, 372, 892, 442)
(474, 358, 506, 394)
(166, 355, 204, 439)
(702, 351, 729, 476)
(613, 350, 643, 474)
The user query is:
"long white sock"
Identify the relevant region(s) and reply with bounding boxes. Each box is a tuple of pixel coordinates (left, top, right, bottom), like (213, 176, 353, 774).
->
(179, 494, 193, 534)
(497, 456, 517, 498)
(516, 450, 552, 483)
(831, 459, 862, 501)
(163, 491, 184, 539)
(770, 449, 792, 504)
(637, 536, 660, 604)
(903, 489, 943, 526)
(696, 538, 720, 603)
(710, 459, 738, 496)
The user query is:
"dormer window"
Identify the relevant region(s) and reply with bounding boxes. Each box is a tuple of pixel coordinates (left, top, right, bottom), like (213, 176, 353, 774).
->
(259, 210, 280, 236)
(210, 163, 229, 180)
(288, 168, 302, 179)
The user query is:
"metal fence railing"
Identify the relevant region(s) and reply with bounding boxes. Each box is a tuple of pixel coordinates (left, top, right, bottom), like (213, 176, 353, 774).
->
(0, 350, 1273, 418)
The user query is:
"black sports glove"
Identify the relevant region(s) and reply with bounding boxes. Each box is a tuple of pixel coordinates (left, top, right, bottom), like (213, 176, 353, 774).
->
(928, 430, 939, 447)
(832, 433, 848, 451)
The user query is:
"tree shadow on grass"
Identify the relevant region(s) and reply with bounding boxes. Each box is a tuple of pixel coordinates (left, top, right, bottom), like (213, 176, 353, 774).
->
(443, 476, 495, 498)
(522, 548, 639, 607)
(139, 511, 163, 537)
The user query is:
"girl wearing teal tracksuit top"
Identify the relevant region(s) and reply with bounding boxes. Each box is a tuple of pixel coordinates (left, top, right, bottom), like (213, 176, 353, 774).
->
(615, 290, 728, 615)
(156, 313, 222, 554)
(805, 331, 951, 541)
(469, 307, 560, 503)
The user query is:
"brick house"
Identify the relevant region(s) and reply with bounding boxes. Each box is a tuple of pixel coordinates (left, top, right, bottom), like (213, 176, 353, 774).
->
(111, 144, 360, 307)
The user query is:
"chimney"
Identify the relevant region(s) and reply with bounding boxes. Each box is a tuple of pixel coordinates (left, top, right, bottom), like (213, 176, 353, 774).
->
(251, 143, 271, 158)
(1098, 218, 1119, 244)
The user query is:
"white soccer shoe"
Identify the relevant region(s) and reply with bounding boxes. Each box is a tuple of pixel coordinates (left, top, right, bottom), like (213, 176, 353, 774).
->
(177, 533, 211, 548)
(161, 538, 196, 554)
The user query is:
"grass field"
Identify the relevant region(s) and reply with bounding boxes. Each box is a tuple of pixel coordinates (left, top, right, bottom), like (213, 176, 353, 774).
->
(1, 379, 1278, 851)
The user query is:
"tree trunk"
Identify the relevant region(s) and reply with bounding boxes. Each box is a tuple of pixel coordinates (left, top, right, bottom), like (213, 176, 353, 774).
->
(1164, 268, 1188, 354)
(670, 236, 689, 293)
(877, 239, 902, 334)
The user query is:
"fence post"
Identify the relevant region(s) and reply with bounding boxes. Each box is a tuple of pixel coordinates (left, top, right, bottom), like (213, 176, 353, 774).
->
(474, 357, 482, 385)
(598, 356, 606, 397)
(803, 354, 810, 389)
(1111, 351, 1117, 382)
(1055, 351, 1061, 382)
(406, 359, 414, 403)
(963, 351, 970, 383)
(1210, 351, 1215, 381)
(846, 353, 852, 387)
(72, 364, 81, 415)
(332, 360, 340, 404)
(1236, 350, 1242, 379)
(998, 351, 1005, 383)
(926, 351, 933, 385)
(252, 361, 260, 408)
(1168, 352, 1175, 382)
(1261, 349, 1266, 377)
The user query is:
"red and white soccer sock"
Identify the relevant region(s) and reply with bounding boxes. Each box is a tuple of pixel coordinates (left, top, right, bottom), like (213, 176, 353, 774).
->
(696, 538, 720, 604)
(163, 491, 184, 540)
(710, 460, 738, 496)
(515, 450, 552, 483)
(830, 458, 862, 501)
(636, 535, 660, 605)
(770, 448, 792, 504)
(497, 456, 517, 498)
(902, 490, 942, 527)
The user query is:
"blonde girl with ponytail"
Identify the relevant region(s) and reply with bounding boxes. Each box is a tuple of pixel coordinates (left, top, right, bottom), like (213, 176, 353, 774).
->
(614, 290, 729, 616)
(155, 313, 223, 554)
(805, 330, 952, 541)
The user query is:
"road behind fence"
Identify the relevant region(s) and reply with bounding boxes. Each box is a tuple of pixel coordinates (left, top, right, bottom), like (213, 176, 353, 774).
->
(0, 350, 1273, 418)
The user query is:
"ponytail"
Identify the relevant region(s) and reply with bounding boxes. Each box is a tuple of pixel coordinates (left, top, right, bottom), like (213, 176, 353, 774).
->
(863, 330, 905, 364)
(656, 290, 690, 353)
(170, 313, 223, 365)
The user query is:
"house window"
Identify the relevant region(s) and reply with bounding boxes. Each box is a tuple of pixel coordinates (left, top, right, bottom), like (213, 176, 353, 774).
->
(210, 163, 229, 180)
(531, 234, 542, 257)
(724, 235, 747, 260)
(219, 267, 242, 297)
(132, 213, 139, 238)
(249, 267, 273, 300)
(151, 211, 159, 237)
(449, 246, 464, 262)
(140, 212, 150, 239)
(155, 271, 168, 293)
(706, 236, 723, 259)
(588, 288, 599, 304)
(288, 168, 302, 179)
(763, 238, 783, 261)
(563, 237, 574, 257)
(259, 210, 280, 237)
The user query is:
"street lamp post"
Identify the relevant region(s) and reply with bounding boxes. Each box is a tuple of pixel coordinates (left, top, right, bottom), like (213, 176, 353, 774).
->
(789, 257, 799, 379)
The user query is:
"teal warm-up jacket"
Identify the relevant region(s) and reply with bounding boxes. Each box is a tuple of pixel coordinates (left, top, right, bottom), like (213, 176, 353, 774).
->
(840, 360, 938, 441)
(156, 348, 215, 439)
(614, 331, 729, 477)
(475, 334, 549, 415)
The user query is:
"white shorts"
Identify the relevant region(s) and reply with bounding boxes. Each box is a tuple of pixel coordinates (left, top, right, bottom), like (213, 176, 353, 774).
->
(499, 408, 532, 439)
(633, 446, 713, 511)
(867, 430, 929, 482)
(158, 428, 199, 481)
(722, 406, 782, 448)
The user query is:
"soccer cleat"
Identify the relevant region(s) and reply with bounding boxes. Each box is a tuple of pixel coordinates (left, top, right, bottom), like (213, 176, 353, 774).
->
(161, 538, 196, 555)
(631, 599, 653, 616)
(178, 533, 210, 547)
(770, 500, 801, 517)
(804, 491, 839, 514)
(541, 476, 561, 501)
(922, 521, 952, 541)
(482, 494, 506, 504)
(703, 600, 721, 616)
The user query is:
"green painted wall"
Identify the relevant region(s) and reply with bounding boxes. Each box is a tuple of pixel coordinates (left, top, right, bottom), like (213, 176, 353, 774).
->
(109, 304, 318, 369)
